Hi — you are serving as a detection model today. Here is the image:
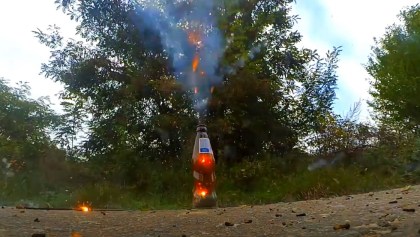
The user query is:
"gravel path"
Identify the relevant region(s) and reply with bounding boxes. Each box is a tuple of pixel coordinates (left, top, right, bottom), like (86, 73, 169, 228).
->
(1, 185, 419, 237)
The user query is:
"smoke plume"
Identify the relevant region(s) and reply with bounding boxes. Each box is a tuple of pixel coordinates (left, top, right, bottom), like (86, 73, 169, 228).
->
(132, 0, 224, 114)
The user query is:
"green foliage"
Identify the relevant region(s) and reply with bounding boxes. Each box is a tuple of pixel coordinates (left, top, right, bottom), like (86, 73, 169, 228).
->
(34, 1, 342, 180)
(0, 78, 61, 170)
(300, 102, 376, 158)
(2, 153, 409, 209)
(367, 4, 420, 131)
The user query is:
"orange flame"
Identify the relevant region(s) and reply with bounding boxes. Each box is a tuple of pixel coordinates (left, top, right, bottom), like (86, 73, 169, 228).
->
(200, 190, 208, 197)
(192, 54, 199, 72)
(81, 206, 90, 212)
(188, 31, 201, 46)
(77, 203, 91, 212)
(195, 184, 208, 198)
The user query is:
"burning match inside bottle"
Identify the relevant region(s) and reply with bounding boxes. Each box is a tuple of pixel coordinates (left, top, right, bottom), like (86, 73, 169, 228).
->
(192, 125, 217, 208)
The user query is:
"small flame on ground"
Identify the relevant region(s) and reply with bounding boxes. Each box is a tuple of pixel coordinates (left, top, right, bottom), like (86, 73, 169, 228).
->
(81, 206, 90, 212)
(200, 190, 207, 197)
(76, 203, 91, 212)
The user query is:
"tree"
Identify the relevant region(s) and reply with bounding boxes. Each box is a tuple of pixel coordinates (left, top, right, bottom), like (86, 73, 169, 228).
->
(35, 0, 340, 178)
(366, 4, 420, 132)
(0, 78, 59, 171)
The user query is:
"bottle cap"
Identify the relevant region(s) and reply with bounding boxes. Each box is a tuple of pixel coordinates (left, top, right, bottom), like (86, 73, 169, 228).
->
(196, 124, 207, 132)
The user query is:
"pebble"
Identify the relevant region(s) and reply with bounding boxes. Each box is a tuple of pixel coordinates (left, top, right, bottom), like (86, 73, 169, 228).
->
(334, 223, 350, 230)
(224, 221, 234, 226)
(377, 220, 390, 227)
(402, 208, 415, 212)
(31, 234, 46, 237)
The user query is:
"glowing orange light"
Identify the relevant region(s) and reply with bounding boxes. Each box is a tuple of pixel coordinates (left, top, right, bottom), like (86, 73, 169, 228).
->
(77, 203, 91, 212)
(188, 31, 201, 46)
(81, 206, 90, 212)
(192, 54, 200, 72)
(193, 153, 215, 174)
(195, 184, 208, 198)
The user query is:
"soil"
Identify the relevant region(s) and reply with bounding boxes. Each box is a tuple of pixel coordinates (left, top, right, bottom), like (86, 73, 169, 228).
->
(1, 185, 420, 237)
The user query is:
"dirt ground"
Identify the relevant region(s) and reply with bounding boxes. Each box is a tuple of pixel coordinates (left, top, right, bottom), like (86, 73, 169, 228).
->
(1, 185, 420, 237)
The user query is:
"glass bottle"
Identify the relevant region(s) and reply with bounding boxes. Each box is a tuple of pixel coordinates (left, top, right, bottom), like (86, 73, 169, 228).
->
(192, 124, 217, 208)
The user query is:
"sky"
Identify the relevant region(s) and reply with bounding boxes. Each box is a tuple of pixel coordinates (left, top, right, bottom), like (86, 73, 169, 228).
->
(0, 0, 417, 119)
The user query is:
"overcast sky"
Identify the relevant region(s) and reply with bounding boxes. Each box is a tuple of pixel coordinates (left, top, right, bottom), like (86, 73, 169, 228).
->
(0, 0, 417, 119)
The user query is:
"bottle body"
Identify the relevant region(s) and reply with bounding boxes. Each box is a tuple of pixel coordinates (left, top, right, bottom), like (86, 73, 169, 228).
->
(192, 125, 217, 208)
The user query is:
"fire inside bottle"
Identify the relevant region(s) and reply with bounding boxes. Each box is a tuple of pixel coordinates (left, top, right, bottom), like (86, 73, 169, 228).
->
(192, 124, 217, 208)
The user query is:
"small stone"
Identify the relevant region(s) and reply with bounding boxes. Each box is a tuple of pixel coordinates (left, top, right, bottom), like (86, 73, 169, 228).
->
(1, 206, 4, 209)
(375, 198, 379, 200)
(302, 226, 306, 229)
(32, 234, 46, 237)
(101, 211, 106, 215)
(334, 223, 350, 230)
(275, 214, 282, 217)
(34, 218, 40, 222)
(224, 222, 234, 226)
(402, 208, 415, 212)
(296, 213, 306, 217)
(396, 197, 402, 200)
(368, 192, 374, 196)
(282, 222, 287, 226)
(384, 215, 397, 222)
(389, 200, 398, 204)
(244, 220, 252, 224)
(377, 220, 390, 227)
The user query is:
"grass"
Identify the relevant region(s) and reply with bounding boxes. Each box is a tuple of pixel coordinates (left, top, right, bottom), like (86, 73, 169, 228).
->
(1, 151, 417, 210)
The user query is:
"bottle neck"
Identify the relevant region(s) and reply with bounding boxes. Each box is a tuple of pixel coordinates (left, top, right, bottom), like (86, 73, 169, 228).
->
(197, 132, 209, 138)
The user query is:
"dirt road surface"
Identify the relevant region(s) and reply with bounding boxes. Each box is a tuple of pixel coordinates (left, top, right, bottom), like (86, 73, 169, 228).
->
(1, 185, 419, 237)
